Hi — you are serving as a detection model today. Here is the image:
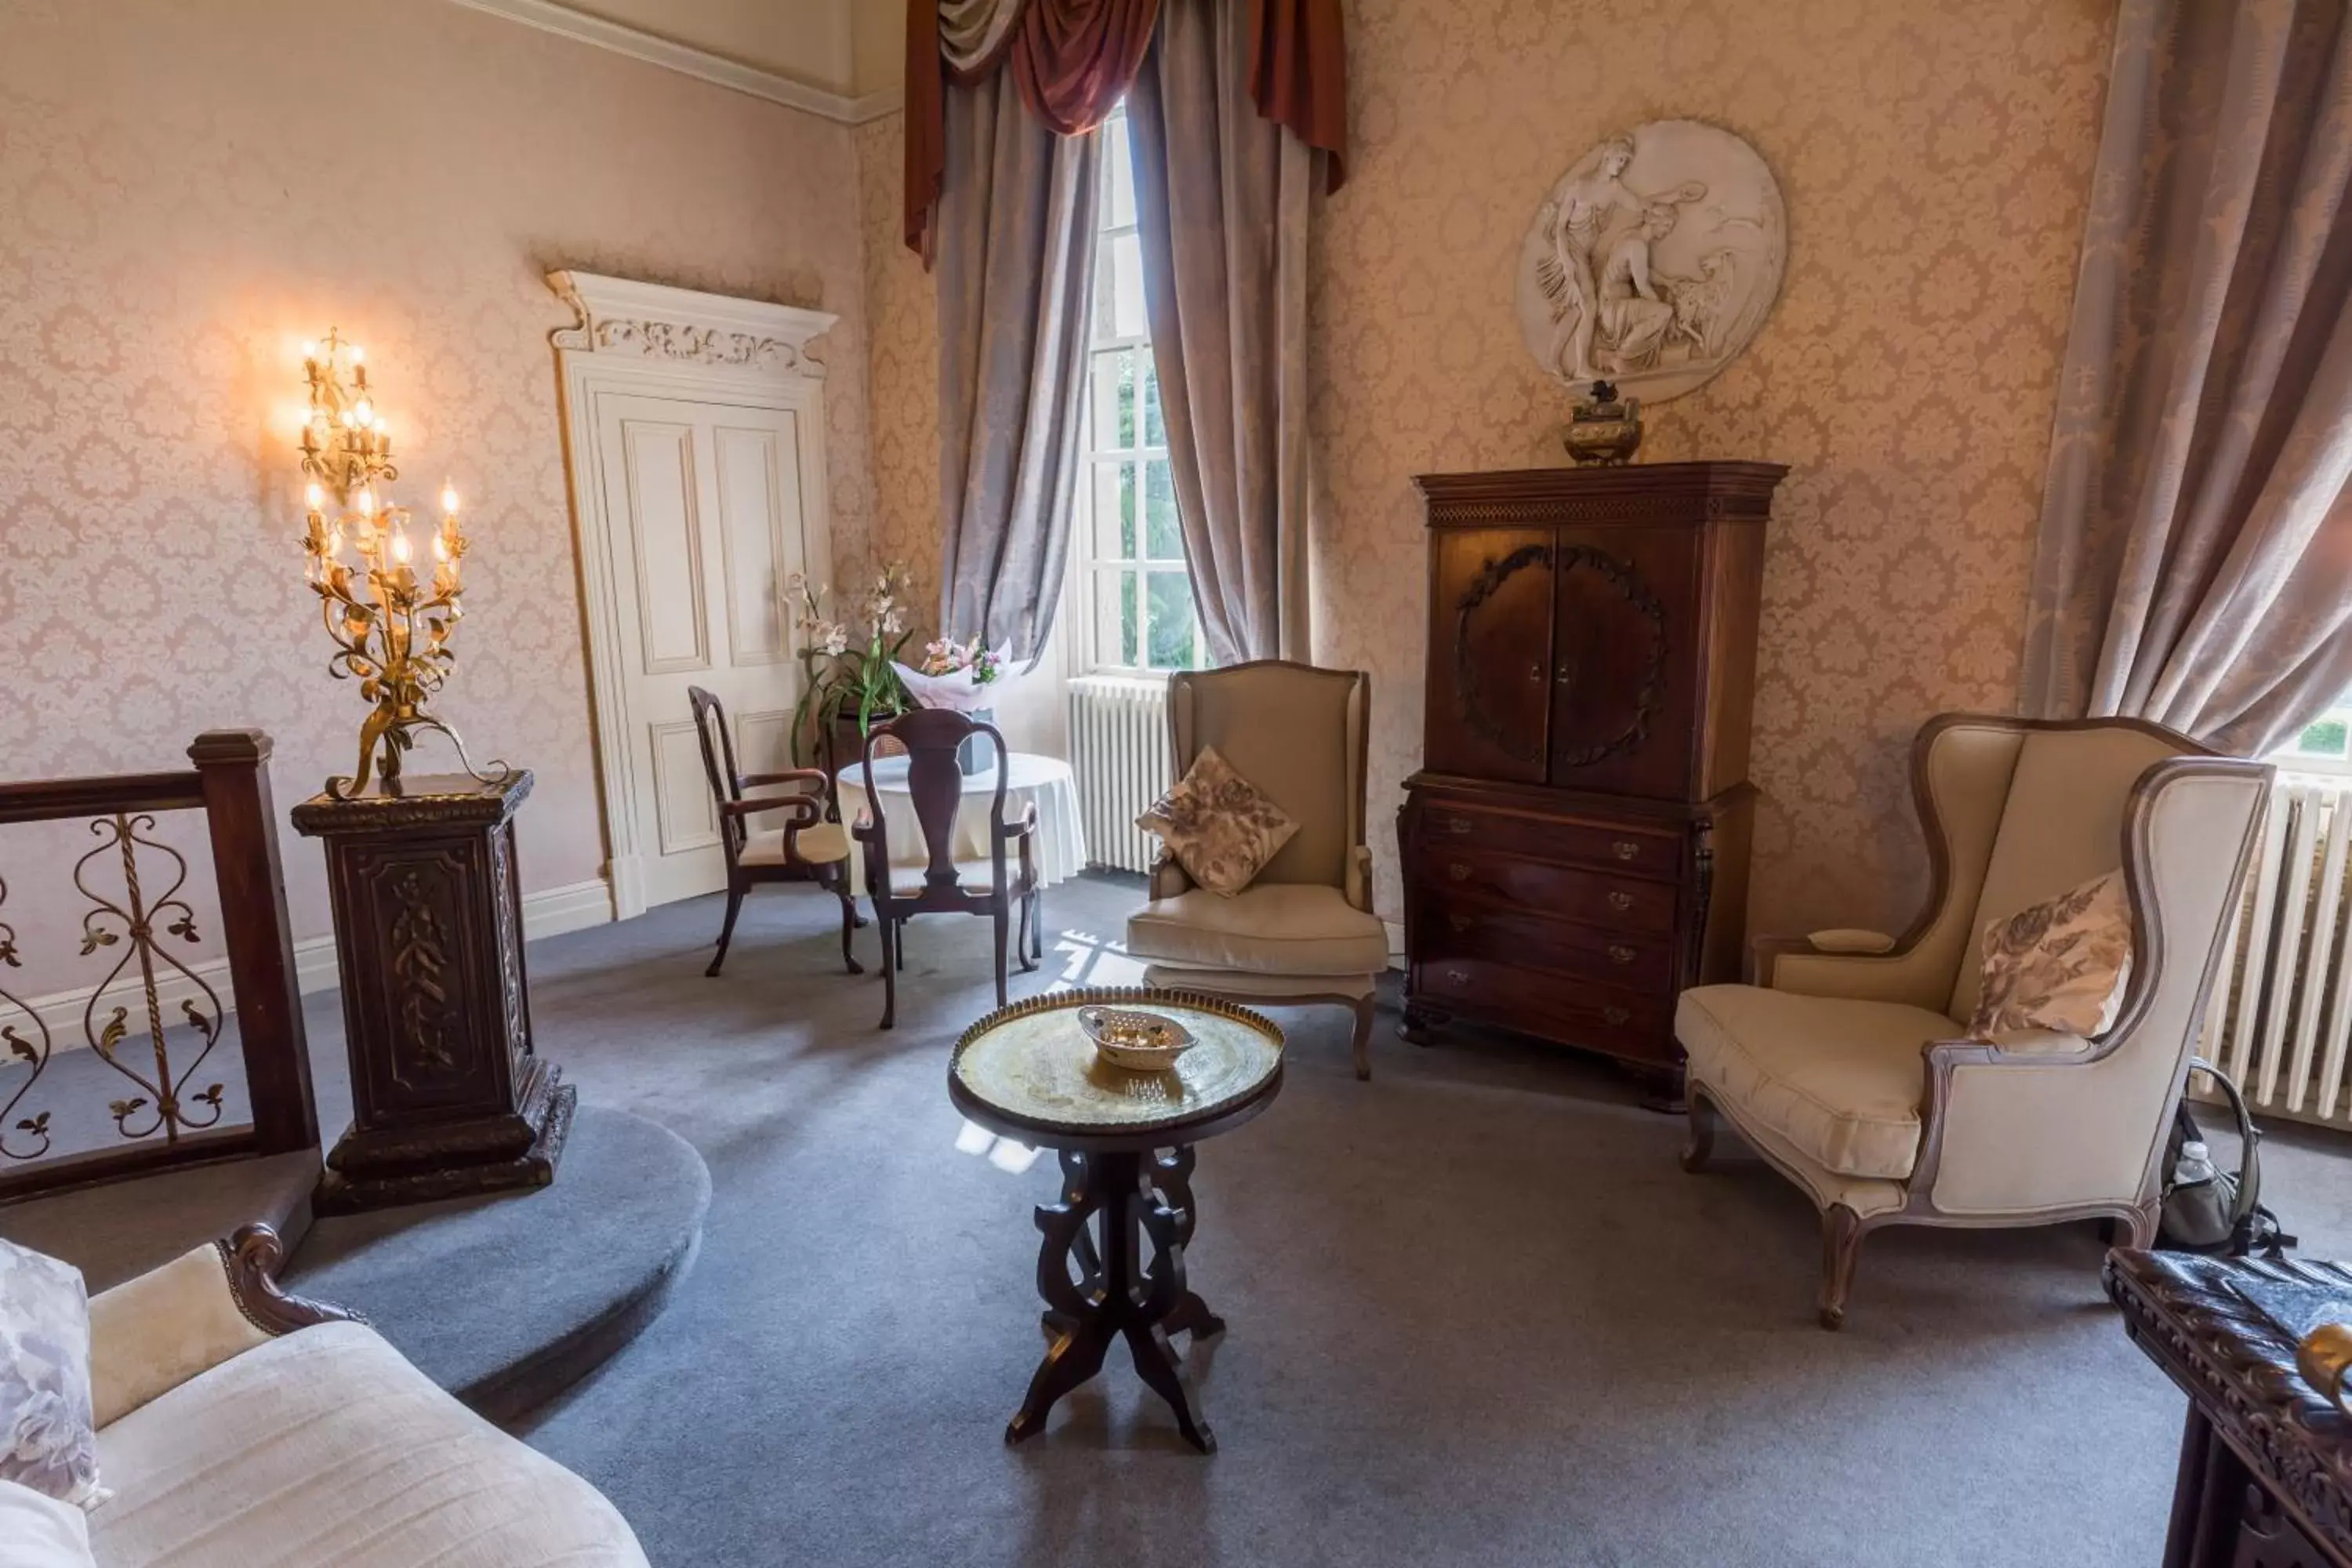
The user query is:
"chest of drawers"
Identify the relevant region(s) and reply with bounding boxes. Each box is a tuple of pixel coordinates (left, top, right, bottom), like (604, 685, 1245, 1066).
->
(1399, 462, 1784, 1087)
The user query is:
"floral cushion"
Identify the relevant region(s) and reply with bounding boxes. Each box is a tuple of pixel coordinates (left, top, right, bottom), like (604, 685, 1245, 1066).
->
(1137, 746, 1298, 898)
(0, 1238, 103, 1508)
(1967, 869, 2134, 1043)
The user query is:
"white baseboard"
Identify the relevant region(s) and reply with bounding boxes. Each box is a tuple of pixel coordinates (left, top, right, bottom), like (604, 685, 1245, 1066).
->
(14, 878, 614, 1049)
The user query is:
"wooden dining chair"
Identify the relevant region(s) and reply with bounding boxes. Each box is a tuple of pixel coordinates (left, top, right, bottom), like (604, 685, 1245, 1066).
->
(688, 686, 862, 978)
(851, 708, 1039, 1029)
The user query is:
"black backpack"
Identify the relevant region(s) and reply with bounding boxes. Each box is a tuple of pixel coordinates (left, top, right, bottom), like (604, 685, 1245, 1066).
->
(2159, 1056, 2295, 1258)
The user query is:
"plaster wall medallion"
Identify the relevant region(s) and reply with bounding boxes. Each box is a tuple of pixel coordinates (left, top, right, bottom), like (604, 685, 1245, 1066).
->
(1516, 119, 1786, 403)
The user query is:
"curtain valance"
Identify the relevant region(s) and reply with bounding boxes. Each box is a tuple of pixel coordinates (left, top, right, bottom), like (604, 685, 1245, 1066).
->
(903, 0, 1348, 256)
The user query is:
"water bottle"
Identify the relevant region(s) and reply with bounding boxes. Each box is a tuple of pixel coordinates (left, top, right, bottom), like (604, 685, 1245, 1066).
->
(2173, 1139, 2216, 1190)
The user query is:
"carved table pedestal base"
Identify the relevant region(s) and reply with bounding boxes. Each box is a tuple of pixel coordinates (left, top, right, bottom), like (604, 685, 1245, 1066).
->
(1014, 1145, 1220, 1454)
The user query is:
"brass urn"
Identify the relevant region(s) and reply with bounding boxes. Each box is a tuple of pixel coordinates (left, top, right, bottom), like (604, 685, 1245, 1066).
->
(1562, 379, 1643, 466)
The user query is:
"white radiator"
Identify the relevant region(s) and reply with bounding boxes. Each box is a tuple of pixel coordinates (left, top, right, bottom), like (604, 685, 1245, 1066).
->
(2198, 771, 2352, 1130)
(1068, 675, 1172, 875)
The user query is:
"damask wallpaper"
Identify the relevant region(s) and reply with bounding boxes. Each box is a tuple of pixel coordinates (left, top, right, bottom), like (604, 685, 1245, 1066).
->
(857, 0, 2116, 938)
(0, 0, 877, 978)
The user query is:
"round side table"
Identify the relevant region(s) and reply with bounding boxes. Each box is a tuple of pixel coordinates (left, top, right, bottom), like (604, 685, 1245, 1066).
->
(949, 988, 1285, 1454)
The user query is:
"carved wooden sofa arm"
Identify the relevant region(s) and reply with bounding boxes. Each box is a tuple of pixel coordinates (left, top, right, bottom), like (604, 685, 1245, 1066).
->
(89, 1222, 358, 1428)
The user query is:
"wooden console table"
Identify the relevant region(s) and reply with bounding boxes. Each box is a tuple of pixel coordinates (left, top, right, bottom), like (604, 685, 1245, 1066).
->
(292, 771, 572, 1214)
(2107, 1247, 2352, 1567)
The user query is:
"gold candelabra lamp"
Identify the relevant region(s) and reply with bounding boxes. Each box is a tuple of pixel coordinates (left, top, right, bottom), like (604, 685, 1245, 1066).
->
(297, 329, 506, 799)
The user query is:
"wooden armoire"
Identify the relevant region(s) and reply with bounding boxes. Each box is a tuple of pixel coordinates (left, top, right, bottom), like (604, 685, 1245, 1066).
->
(1398, 461, 1786, 1089)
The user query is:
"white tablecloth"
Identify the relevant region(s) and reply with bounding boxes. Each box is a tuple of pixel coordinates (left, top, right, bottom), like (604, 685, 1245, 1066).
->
(837, 753, 1087, 895)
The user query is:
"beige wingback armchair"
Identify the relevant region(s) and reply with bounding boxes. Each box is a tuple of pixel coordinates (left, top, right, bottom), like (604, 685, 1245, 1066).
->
(1676, 714, 2270, 1328)
(1126, 660, 1389, 1078)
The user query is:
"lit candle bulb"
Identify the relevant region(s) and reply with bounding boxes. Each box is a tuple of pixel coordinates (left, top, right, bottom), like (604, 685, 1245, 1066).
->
(352, 397, 373, 426)
(301, 339, 318, 363)
(391, 530, 412, 565)
(304, 481, 324, 511)
(356, 486, 376, 517)
(431, 533, 449, 563)
(440, 485, 459, 517)
(348, 344, 364, 365)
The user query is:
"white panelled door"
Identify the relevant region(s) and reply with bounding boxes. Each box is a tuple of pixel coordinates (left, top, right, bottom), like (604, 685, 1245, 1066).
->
(593, 392, 816, 909)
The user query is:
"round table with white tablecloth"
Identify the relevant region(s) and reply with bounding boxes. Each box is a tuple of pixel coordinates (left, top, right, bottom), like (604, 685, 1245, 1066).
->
(835, 752, 1087, 896)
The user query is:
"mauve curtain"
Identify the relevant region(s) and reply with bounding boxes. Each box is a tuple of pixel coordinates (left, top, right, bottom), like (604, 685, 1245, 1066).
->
(1127, 0, 1329, 663)
(906, 0, 1346, 254)
(2020, 0, 2352, 753)
(906, 0, 1160, 254)
(934, 71, 1101, 661)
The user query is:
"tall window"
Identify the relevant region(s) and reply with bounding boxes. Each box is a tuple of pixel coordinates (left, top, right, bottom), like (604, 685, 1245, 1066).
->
(1078, 107, 1204, 673)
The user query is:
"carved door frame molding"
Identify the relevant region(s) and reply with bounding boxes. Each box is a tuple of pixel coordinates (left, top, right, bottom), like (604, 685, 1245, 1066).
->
(546, 270, 840, 922)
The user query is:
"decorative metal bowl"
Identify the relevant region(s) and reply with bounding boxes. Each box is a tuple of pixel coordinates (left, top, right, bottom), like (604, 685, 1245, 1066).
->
(1075, 1004, 1196, 1072)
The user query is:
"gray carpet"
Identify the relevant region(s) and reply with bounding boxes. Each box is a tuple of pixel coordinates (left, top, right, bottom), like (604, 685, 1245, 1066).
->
(289, 873, 2352, 1566)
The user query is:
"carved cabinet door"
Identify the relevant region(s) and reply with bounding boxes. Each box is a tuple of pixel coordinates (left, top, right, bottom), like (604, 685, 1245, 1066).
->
(1548, 528, 1699, 800)
(1425, 528, 1554, 782)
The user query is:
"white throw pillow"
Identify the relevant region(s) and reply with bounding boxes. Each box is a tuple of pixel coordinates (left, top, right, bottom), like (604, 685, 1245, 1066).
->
(0, 1479, 95, 1568)
(0, 1239, 103, 1509)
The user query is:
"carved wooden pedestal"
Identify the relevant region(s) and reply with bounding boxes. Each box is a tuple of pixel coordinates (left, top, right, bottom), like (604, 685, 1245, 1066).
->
(292, 771, 572, 1215)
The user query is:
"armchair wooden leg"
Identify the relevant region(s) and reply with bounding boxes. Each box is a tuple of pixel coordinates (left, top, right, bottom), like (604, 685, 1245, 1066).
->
(877, 913, 898, 1030)
(1348, 995, 1374, 1081)
(1681, 1085, 1718, 1173)
(833, 885, 863, 975)
(1027, 887, 1044, 964)
(707, 885, 744, 978)
(896, 919, 908, 970)
(2122, 1198, 2160, 1250)
(1818, 1205, 1865, 1331)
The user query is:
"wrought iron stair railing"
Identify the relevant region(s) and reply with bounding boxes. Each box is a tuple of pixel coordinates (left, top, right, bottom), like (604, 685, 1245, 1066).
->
(0, 731, 319, 1203)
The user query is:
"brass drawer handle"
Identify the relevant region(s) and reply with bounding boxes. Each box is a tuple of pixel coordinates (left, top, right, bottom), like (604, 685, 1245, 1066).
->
(1448, 913, 1474, 933)
(1447, 862, 1472, 882)
(1526, 662, 1545, 683)
(1602, 1006, 1630, 1026)
(1437, 816, 1472, 836)
(1608, 944, 1635, 965)
(1446, 967, 1470, 985)
(1606, 891, 1633, 912)
(1612, 840, 1641, 861)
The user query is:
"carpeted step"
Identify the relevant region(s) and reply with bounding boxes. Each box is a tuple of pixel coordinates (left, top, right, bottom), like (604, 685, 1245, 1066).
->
(286, 1104, 710, 1428)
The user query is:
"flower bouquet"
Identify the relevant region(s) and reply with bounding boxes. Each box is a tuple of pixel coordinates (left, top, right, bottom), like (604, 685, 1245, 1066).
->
(789, 562, 916, 767)
(892, 637, 1005, 713)
(894, 636, 1009, 773)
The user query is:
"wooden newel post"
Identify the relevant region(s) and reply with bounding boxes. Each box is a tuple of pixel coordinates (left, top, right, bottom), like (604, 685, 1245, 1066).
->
(189, 731, 318, 1156)
(291, 770, 574, 1214)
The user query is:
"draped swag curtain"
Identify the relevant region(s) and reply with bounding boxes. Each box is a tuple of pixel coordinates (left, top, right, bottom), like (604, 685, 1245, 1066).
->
(2020, 0, 2352, 753)
(906, 0, 1346, 663)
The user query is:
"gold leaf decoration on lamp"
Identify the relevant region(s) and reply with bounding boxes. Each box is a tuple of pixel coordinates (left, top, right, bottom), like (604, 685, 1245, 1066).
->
(298, 328, 510, 799)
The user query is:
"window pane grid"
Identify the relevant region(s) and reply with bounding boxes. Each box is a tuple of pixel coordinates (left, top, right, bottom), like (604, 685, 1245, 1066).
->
(1074, 103, 1206, 676)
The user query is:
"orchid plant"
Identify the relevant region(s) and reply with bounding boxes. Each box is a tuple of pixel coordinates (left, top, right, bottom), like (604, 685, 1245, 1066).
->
(788, 561, 916, 764)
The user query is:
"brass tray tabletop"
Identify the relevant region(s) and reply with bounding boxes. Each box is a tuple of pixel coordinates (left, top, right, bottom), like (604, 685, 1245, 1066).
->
(949, 987, 1284, 1142)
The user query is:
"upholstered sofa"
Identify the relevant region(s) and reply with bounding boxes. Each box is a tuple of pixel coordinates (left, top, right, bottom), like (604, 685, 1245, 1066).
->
(1675, 715, 2270, 1327)
(49, 1225, 647, 1567)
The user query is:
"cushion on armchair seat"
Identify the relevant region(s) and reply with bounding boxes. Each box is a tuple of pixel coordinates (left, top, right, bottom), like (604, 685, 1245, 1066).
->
(741, 822, 848, 866)
(1677, 985, 1958, 1181)
(91, 1321, 647, 1568)
(1127, 884, 1388, 976)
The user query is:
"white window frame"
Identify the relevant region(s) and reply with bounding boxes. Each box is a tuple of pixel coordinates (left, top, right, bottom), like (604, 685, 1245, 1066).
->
(1069, 105, 1205, 679)
(2272, 697, 2352, 779)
